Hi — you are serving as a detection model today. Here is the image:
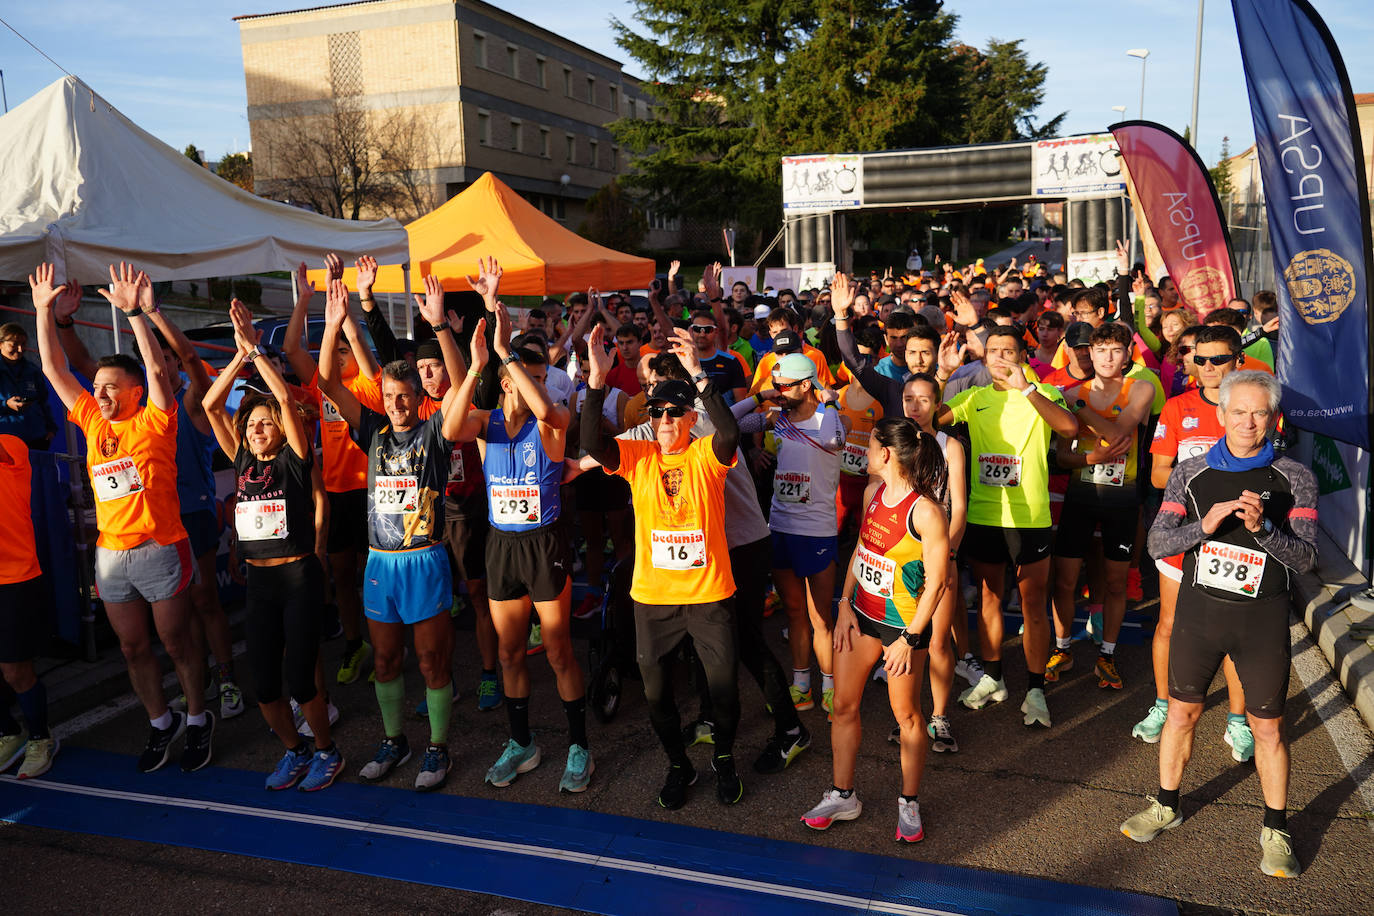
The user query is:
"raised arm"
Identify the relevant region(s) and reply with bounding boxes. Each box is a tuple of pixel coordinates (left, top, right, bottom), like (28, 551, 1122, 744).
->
(701, 262, 731, 352)
(671, 326, 738, 462)
(414, 273, 466, 389)
(29, 264, 85, 410)
(550, 295, 595, 367)
(473, 257, 569, 429)
(316, 279, 363, 428)
(143, 282, 213, 434)
(96, 264, 173, 412)
(592, 288, 622, 333)
(283, 261, 320, 385)
(356, 254, 401, 366)
(442, 317, 489, 443)
(201, 344, 249, 460)
(51, 279, 98, 381)
(340, 257, 381, 381)
(231, 299, 310, 460)
(581, 323, 620, 471)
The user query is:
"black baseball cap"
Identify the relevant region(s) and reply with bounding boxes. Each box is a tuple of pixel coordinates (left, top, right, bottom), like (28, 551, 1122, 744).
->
(1065, 321, 1094, 348)
(772, 329, 803, 354)
(647, 379, 695, 408)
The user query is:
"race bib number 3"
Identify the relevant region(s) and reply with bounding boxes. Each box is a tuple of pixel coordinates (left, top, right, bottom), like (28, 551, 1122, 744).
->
(374, 476, 419, 514)
(650, 529, 707, 571)
(853, 543, 897, 598)
(840, 441, 868, 475)
(492, 486, 540, 525)
(774, 471, 812, 503)
(977, 454, 1021, 487)
(92, 457, 144, 502)
(1081, 454, 1127, 487)
(236, 499, 288, 541)
(1195, 540, 1267, 597)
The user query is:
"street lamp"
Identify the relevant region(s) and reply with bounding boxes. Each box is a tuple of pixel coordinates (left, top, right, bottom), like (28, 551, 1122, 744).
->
(1111, 105, 1127, 120)
(1126, 49, 1149, 120)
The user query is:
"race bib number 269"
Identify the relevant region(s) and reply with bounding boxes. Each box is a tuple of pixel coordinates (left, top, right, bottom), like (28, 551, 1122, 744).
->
(977, 454, 1021, 487)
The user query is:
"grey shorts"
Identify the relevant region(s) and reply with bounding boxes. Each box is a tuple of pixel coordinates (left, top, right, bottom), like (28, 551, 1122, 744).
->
(95, 538, 193, 604)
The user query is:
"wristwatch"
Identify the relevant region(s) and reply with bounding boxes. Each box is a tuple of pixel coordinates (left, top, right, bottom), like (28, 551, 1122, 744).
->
(901, 629, 922, 648)
(1261, 517, 1275, 535)
(501, 353, 520, 366)
(691, 370, 708, 384)
(430, 322, 448, 333)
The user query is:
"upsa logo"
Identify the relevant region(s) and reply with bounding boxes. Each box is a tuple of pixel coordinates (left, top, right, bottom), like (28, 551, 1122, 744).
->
(1179, 266, 1229, 315)
(1284, 248, 1356, 325)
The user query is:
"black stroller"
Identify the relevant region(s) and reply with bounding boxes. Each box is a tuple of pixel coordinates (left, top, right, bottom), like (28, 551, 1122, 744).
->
(584, 553, 636, 723)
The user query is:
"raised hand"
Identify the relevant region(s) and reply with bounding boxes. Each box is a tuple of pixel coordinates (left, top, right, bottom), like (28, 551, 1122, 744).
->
(950, 288, 979, 327)
(28, 262, 67, 312)
(492, 301, 513, 356)
(938, 331, 964, 377)
(325, 252, 343, 282)
(466, 256, 503, 309)
(701, 261, 722, 300)
(54, 277, 82, 321)
(137, 270, 157, 314)
(469, 317, 489, 371)
(1115, 239, 1129, 274)
(97, 262, 143, 315)
(588, 287, 601, 312)
(669, 327, 702, 377)
(294, 261, 316, 309)
(668, 259, 681, 283)
(586, 324, 613, 386)
(1132, 274, 1148, 297)
(325, 278, 348, 329)
(355, 255, 378, 295)
(830, 272, 855, 317)
(229, 298, 261, 353)
(446, 308, 463, 335)
(414, 274, 446, 327)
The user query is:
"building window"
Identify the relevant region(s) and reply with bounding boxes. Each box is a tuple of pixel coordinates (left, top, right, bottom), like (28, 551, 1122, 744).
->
(627, 98, 636, 118)
(611, 145, 619, 170)
(477, 111, 490, 145)
(589, 140, 598, 169)
(472, 32, 486, 69)
(539, 127, 550, 158)
(509, 119, 522, 152)
(506, 45, 518, 77)
(565, 134, 576, 164)
(563, 67, 572, 97)
(555, 197, 566, 220)
(536, 56, 546, 88)
(609, 85, 618, 113)
(586, 76, 596, 105)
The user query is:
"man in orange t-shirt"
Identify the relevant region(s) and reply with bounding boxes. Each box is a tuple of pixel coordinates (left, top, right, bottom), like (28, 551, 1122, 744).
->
(31, 262, 213, 775)
(581, 324, 745, 811)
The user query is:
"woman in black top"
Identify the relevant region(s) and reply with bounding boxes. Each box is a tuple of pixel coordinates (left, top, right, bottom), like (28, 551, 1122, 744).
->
(203, 300, 343, 792)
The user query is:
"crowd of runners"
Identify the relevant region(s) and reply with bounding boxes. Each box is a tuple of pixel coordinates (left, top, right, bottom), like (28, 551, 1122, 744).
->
(0, 244, 1314, 878)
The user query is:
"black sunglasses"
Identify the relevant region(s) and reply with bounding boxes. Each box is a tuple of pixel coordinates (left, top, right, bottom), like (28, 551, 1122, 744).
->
(648, 404, 690, 418)
(773, 378, 808, 390)
(1176, 345, 1194, 355)
(1193, 353, 1236, 367)
(689, 324, 717, 334)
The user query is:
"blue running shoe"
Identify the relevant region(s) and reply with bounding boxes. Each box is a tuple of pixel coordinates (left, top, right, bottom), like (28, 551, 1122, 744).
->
(300, 746, 345, 792)
(477, 672, 503, 712)
(485, 737, 541, 787)
(558, 744, 594, 793)
(266, 745, 312, 790)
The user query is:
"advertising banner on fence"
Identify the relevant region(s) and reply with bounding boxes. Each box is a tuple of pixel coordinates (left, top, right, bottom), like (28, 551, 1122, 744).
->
(1233, 0, 1374, 449)
(782, 154, 863, 212)
(1111, 121, 1238, 317)
(1032, 134, 1126, 198)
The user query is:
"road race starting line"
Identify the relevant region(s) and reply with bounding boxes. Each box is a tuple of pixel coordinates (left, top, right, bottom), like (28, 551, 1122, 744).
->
(0, 748, 1172, 915)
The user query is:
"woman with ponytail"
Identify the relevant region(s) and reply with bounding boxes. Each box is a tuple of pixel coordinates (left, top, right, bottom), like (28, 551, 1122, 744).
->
(800, 417, 949, 843)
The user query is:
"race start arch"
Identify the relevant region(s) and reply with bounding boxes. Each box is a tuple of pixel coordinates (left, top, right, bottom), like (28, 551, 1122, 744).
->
(782, 134, 1131, 283)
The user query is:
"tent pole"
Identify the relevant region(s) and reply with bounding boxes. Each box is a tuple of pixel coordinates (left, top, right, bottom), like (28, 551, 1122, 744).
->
(386, 292, 395, 332)
(403, 265, 413, 340)
(109, 300, 121, 353)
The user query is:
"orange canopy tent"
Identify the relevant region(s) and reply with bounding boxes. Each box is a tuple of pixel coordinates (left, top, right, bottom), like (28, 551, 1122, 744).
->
(308, 171, 655, 295)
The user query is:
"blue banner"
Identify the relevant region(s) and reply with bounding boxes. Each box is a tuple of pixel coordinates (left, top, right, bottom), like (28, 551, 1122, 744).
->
(1232, 0, 1374, 449)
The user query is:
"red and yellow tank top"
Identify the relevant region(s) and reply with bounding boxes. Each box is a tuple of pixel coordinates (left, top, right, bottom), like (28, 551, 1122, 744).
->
(852, 483, 927, 629)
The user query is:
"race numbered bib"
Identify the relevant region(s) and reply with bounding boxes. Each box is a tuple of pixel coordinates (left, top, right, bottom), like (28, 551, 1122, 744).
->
(774, 471, 812, 503)
(91, 457, 144, 502)
(491, 485, 540, 525)
(853, 543, 896, 599)
(1195, 540, 1266, 597)
(236, 499, 288, 541)
(977, 454, 1022, 487)
(1081, 454, 1127, 487)
(840, 440, 869, 475)
(449, 444, 466, 483)
(374, 476, 419, 514)
(1179, 437, 1217, 460)
(650, 529, 707, 571)
(321, 398, 343, 423)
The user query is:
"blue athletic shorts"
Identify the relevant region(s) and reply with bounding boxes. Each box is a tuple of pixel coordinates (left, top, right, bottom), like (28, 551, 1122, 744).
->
(770, 530, 838, 578)
(363, 544, 451, 625)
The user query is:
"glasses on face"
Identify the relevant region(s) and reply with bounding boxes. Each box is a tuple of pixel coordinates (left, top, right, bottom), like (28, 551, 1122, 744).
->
(1176, 345, 1194, 356)
(1193, 353, 1236, 367)
(773, 378, 806, 391)
(689, 325, 716, 334)
(647, 404, 689, 419)
(1073, 309, 1100, 319)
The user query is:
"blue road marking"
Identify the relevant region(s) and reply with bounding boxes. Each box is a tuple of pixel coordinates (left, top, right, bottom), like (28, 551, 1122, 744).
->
(0, 748, 1173, 916)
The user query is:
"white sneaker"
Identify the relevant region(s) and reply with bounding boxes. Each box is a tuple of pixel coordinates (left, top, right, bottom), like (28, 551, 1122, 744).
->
(800, 788, 862, 830)
(954, 655, 985, 687)
(958, 675, 1008, 710)
(292, 698, 341, 738)
(1021, 688, 1051, 727)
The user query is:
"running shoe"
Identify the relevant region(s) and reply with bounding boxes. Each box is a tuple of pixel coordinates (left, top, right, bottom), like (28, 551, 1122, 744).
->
(526, 623, 544, 656)
(753, 727, 810, 774)
(0, 730, 28, 772)
(17, 737, 58, 780)
(414, 744, 450, 792)
(1126, 568, 1144, 602)
(790, 685, 815, 711)
(682, 719, 714, 747)
(959, 675, 1008, 710)
(359, 735, 411, 781)
(572, 591, 602, 620)
(1086, 610, 1104, 645)
(801, 788, 862, 830)
(300, 746, 346, 792)
(1120, 796, 1182, 842)
(954, 655, 984, 687)
(888, 725, 901, 744)
(559, 744, 594, 793)
(1259, 827, 1301, 878)
(1021, 689, 1051, 728)
(871, 664, 888, 683)
(658, 761, 697, 810)
(895, 797, 924, 843)
(821, 687, 835, 719)
(1095, 655, 1124, 690)
(1131, 700, 1169, 744)
(763, 588, 781, 618)
(477, 672, 503, 711)
(485, 738, 541, 787)
(266, 745, 312, 790)
(337, 641, 371, 685)
(138, 712, 185, 773)
(219, 680, 245, 720)
(1045, 648, 1074, 682)
(413, 684, 460, 718)
(293, 698, 340, 739)
(712, 754, 744, 805)
(180, 711, 216, 772)
(1224, 718, 1256, 763)
(927, 715, 958, 753)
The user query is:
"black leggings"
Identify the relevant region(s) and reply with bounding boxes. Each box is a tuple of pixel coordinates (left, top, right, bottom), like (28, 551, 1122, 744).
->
(693, 537, 801, 737)
(246, 556, 325, 706)
(637, 599, 740, 761)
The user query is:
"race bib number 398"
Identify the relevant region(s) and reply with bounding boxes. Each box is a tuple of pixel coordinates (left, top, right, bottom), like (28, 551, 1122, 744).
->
(92, 457, 144, 502)
(374, 476, 419, 513)
(1195, 540, 1267, 597)
(650, 529, 707, 571)
(492, 486, 540, 525)
(977, 454, 1021, 487)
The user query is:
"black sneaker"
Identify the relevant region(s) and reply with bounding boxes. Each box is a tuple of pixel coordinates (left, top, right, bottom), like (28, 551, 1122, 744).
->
(657, 761, 697, 810)
(138, 711, 186, 773)
(180, 711, 217, 773)
(753, 726, 810, 775)
(712, 754, 744, 805)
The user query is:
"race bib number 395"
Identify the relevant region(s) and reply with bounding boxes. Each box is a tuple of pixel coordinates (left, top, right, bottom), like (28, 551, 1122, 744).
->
(92, 457, 144, 502)
(374, 476, 419, 513)
(492, 486, 540, 525)
(650, 529, 707, 570)
(1081, 454, 1126, 487)
(977, 454, 1021, 487)
(1195, 540, 1266, 597)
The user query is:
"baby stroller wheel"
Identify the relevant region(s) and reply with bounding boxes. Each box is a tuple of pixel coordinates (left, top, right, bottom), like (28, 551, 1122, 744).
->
(590, 658, 622, 723)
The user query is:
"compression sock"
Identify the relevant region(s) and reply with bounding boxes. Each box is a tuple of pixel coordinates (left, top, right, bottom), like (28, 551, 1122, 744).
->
(374, 676, 406, 738)
(1056, 637, 1072, 650)
(1263, 806, 1287, 830)
(793, 669, 811, 693)
(17, 682, 48, 740)
(1157, 787, 1181, 810)
(426, 684, 454, 744)
(1100, 641, 1117, 657)
(564, 696, 589, 748)
(508, 696, 532, 747)
(983, 659, 1003, 681)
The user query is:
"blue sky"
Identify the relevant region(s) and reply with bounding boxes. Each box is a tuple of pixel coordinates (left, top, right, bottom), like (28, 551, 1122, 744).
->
(2, 0, 1372, 167)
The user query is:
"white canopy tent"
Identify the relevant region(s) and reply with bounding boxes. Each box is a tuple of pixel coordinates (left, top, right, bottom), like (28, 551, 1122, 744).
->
(0, 76, 409, 285)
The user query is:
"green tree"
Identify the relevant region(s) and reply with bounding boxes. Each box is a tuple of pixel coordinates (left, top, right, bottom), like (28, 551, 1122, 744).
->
(183, 144, 204, 166)
(1210, 135, 1235, 200)
(956, 39, 1065, 144)
(578, 181, 648, 252)
(216, 152, 254, 193)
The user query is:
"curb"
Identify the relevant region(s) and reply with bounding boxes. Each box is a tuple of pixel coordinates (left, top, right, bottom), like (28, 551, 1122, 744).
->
(1290, 527, 1374, 735)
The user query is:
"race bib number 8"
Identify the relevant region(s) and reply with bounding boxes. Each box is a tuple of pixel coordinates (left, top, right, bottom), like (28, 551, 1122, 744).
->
(1195, 540, 1267, 597)
(236, 499, 288, 541)
(492, 485, 540, 525)
(650, 529, 707, 570)
(374, 476, 418, 514)
(1081, 454, 1126, 487)
(977, 454, 1021, 487)
(840, 441, 868, 475)
(853, 543, 896, 598)
(92, 457, 144, 502)
(774, 471, 812, 503)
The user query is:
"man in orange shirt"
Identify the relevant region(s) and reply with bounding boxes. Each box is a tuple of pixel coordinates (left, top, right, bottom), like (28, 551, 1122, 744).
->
(31, 262, 213, 773)
(581, 323, 744, 811)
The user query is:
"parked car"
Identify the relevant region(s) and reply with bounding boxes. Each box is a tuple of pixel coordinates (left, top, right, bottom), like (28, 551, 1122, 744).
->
(186, 317, 376, 371)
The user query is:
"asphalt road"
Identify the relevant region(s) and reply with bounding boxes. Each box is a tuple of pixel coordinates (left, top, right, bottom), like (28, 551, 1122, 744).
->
(13, 604, 1374, 916)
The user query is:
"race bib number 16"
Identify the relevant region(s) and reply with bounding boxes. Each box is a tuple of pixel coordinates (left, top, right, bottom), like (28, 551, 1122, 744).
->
(650, 529, 707, 570)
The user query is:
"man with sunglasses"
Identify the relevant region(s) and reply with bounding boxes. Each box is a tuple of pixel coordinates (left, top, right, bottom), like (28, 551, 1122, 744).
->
(1139, 326, 1253, 757)
(684, 309, 749, 406)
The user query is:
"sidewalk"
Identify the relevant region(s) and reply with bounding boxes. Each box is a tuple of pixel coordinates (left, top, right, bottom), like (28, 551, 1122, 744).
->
(1290, 527, 1374, 734)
